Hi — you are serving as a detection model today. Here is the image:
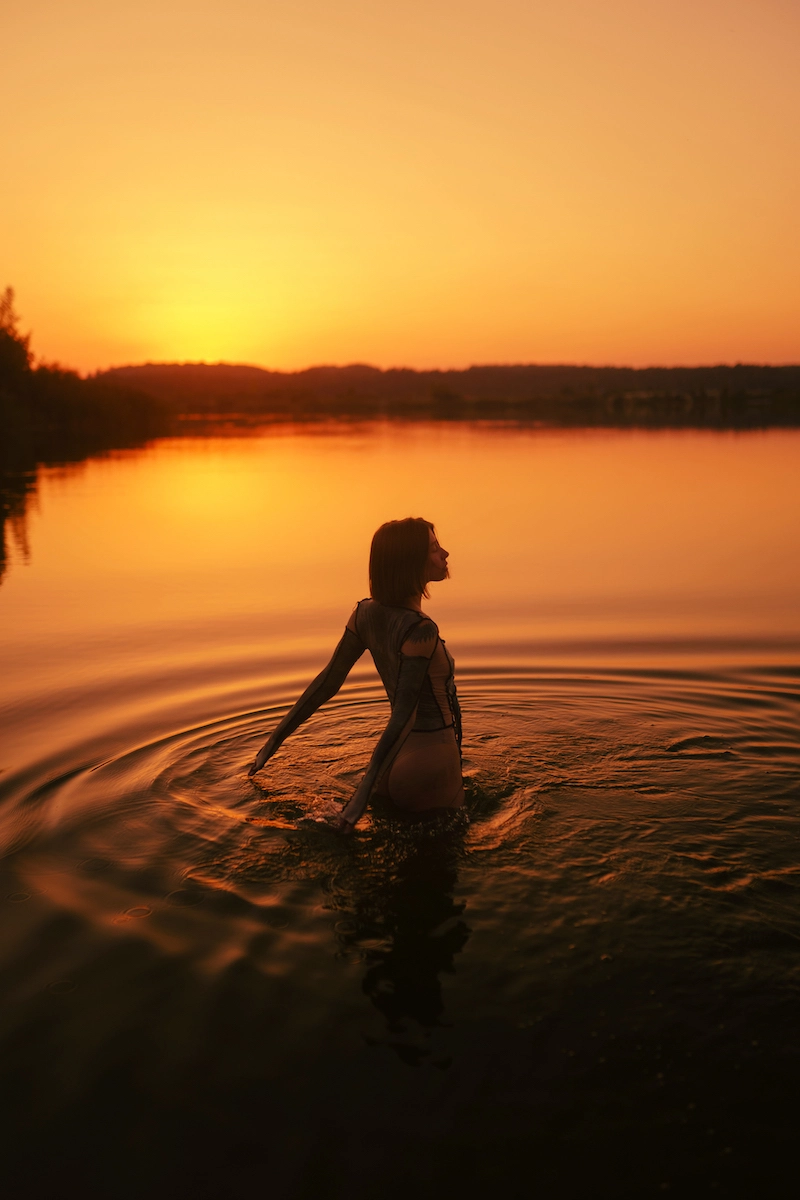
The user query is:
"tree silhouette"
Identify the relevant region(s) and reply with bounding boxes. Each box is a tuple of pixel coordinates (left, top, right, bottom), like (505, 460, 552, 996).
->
(0, 286, 32, 381)
(1, 286, 165, 585)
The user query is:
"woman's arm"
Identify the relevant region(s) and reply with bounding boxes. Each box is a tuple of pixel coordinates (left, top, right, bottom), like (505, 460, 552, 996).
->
(336, 619, 438, 830)
(249, 623, 365, 775)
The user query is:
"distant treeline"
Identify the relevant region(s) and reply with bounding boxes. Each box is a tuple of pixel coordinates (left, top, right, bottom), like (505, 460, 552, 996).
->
(100, 361, 800, 427)
(0, 287, 164, 581)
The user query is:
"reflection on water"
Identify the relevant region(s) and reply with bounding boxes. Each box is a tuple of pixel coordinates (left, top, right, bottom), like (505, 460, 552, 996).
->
(331, 808, 470, 1067)
(0, 465, 35, 583)
(1, 423, 799, 1196)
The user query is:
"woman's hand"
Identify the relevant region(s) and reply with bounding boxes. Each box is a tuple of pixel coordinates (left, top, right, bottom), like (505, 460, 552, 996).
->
(330, 779, 370, 833)
(337, 779, 370, 830)
(248, 739, 276, 777)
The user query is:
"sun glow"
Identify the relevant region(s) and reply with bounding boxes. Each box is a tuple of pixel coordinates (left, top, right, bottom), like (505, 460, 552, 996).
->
(3, 0, 799, 371)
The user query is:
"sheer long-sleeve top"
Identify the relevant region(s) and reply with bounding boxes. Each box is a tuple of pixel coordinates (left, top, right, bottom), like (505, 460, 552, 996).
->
(251, 598, 461, 826)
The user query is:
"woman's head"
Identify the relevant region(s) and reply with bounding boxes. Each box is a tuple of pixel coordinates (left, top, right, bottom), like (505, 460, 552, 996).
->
(369, 518, 449, 607)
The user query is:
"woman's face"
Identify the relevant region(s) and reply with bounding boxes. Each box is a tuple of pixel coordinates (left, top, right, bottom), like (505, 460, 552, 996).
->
(424, 527, 450, 584)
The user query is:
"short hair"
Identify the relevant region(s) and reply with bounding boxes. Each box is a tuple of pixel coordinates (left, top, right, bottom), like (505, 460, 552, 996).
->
(369, 517, 434, 607)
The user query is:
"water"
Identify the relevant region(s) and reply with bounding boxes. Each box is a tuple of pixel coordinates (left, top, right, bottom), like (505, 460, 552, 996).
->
(1, 423, 799, 1197)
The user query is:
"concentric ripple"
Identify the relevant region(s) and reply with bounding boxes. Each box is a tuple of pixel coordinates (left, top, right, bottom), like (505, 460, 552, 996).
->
(1, 652, 799, 1197)
(1, 659, 797, 963)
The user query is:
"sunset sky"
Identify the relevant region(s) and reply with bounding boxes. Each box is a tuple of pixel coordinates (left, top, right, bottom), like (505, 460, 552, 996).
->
(3, 0, 799, 372)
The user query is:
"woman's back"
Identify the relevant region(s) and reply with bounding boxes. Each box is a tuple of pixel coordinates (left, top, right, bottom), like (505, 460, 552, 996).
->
(348, 598, 423, 699)
(349, 599, 461, 744)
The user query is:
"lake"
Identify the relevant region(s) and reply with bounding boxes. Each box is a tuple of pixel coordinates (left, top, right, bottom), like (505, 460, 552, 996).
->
(1, 422, 799, 1198)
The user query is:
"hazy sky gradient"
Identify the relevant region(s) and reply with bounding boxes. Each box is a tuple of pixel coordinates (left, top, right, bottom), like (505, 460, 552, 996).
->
(3, 0, 799, 371)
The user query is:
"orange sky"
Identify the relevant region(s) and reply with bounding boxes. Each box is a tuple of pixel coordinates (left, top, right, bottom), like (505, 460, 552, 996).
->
(3, 0, 799, 372)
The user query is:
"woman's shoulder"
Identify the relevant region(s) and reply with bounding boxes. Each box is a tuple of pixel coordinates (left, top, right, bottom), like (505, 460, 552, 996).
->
(354, 597, 430, 618)
(373, 600, 439, 626)
(346, 598, 369, 635)
(348, 597, 373, 625)
(351, 599, 438, 641)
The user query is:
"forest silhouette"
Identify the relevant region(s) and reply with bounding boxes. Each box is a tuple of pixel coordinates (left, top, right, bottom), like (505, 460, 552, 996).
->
(103, 360, 800, 427)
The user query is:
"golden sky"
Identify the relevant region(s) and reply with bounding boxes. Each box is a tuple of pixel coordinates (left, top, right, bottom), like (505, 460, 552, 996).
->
(3, 0, 799, 372)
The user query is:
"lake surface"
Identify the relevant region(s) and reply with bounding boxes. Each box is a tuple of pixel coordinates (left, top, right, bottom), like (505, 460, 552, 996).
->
(1, 422, 799, 1198)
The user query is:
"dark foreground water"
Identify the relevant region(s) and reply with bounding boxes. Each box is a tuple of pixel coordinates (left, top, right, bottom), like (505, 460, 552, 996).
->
(1, 425, 799, 1197)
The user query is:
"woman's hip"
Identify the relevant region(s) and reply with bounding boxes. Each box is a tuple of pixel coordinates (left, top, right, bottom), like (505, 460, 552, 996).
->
(384, 726, 464, 811)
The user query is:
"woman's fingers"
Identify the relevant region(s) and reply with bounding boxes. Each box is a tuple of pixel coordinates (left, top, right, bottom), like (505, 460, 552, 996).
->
(248, 739, 277, 777)
(249, 748, 270, 776)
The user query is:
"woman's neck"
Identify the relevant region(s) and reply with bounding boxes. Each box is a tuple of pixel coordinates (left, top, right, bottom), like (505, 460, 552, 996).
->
(404, 593, 424, 612)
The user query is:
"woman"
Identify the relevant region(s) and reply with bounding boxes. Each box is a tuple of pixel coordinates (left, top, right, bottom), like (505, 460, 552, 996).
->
(249, 518, 463, 833)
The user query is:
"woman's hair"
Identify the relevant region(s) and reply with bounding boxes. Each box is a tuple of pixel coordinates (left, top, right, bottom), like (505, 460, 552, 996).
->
(369, 517, 434, 607)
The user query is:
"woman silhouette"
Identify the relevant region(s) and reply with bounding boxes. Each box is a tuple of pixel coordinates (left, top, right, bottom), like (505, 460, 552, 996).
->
(249, 518, 463, 832)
